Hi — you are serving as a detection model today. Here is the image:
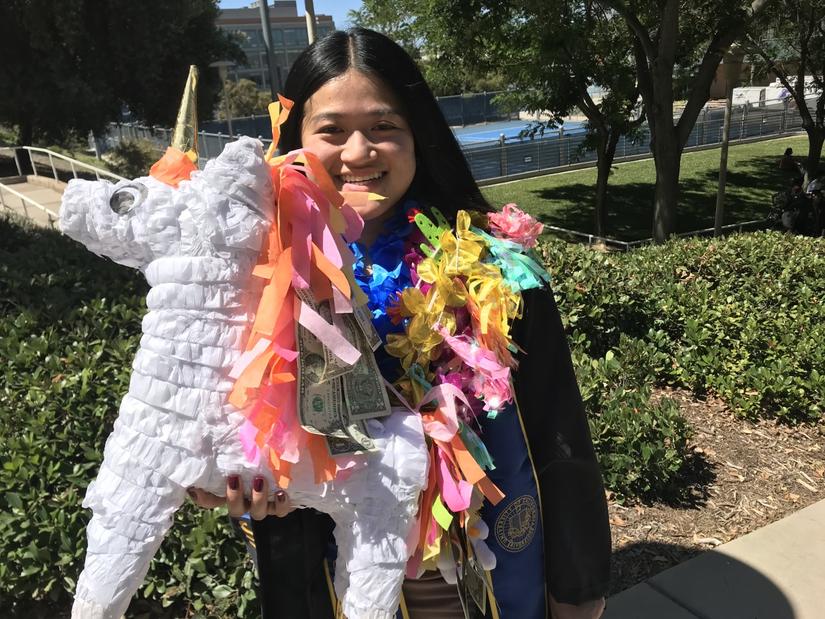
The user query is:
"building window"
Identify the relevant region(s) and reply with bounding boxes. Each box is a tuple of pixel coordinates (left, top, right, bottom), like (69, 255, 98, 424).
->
(284, 27, 308, 47)
(236, 28, 262, 48)
(270, 28, 284, 46)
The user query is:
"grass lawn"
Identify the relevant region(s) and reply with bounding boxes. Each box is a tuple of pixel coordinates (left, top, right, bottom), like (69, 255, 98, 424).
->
(481, 134, 810, 241)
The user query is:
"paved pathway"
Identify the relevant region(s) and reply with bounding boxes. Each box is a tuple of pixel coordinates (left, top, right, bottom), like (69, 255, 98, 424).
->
(604, 499, 825, 619)
(0, 176, 64, 228)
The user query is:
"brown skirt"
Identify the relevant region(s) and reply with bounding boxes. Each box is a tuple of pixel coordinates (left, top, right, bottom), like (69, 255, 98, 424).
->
(401, 571, 465, 619)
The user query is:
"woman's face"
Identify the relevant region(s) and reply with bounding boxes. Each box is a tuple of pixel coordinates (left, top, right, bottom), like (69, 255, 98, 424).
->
(300, 70, 416, 224)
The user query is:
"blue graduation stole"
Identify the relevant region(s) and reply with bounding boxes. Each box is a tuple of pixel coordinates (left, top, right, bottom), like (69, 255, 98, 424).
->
(478, 400, 547, 618)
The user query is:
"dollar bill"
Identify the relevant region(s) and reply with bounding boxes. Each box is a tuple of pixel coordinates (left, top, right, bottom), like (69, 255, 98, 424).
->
(353, 302, 382, 351)
(342, 416, 374, 451)
(295, 289, 356, 383)
(318, 301, 361, 383)
(296, 338, 346, 437)
(326, 416, 375, 456)
(296, 303, 376, 456)
(295, 287, 390, 444)
(343, 326, 392, 421)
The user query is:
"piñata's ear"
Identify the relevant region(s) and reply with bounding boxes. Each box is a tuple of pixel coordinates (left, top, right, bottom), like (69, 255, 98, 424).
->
(150, 65, 199, 187)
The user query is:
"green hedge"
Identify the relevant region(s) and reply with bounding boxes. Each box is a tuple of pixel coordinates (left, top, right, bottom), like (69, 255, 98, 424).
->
(541, 231, 825, 423)
(1, 212, 822, 614)
(539, 230, 824, 498)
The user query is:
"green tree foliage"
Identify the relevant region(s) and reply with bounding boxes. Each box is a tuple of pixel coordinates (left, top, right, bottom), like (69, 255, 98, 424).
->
(104, 139, 161, 178)
(745, 0, 825, 181)
(347, 1, 507, 96)
(215, 79, 273, 120)
(0, 0, 243, 146)
(393, 0, 645, 237)
(347, 2, 420, 59)
(599, 0, 775, 241)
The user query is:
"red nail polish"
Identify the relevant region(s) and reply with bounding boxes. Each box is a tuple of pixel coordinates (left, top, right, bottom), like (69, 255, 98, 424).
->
(228, 475, 239, 490)
(253, 476, 264, 492)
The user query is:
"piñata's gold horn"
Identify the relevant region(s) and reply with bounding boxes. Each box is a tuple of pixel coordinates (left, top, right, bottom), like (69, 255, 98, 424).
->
(171, 65, 199, 163)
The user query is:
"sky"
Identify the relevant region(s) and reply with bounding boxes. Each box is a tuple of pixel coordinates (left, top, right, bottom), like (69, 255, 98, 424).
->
(218, 0, 363, 30)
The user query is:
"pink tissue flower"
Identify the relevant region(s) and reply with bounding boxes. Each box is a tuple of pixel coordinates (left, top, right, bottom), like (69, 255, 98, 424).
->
(488, 203, 544, 248)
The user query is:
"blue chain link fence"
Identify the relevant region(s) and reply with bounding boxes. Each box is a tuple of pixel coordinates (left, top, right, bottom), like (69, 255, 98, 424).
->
(106, 96, 812, 183)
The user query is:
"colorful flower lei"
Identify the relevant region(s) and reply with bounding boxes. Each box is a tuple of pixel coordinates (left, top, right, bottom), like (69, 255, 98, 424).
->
(355, 204, 550, 573)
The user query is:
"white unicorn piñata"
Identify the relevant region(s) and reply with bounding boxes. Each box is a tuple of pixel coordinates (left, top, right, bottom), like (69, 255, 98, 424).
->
(60, 67, 427, 619)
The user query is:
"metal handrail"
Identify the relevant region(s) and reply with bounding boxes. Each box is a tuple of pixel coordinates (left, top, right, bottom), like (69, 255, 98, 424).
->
(0, 181, 59, 226)
(0, 146, 126, 183)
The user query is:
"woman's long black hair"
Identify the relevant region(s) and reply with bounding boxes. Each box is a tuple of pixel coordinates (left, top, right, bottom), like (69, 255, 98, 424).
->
(279, 27, 494, 218)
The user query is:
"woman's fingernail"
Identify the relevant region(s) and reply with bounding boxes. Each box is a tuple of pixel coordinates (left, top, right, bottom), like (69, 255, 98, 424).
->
(276, 491, 286, 502)
(253, 476, 264, 492)
(228, 475, 240, 490)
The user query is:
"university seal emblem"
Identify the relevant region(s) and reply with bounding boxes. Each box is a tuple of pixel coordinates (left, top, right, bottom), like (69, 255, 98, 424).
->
(494, 494, 538, 552)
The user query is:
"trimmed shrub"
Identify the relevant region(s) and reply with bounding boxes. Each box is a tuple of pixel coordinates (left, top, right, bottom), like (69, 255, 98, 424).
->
(104, 139, 160, 178)
(573, 335, 691, 500)
(541, 231, 825, 423)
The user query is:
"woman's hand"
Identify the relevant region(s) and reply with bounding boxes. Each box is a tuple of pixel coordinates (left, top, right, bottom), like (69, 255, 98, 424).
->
(187, 475, 294, 520)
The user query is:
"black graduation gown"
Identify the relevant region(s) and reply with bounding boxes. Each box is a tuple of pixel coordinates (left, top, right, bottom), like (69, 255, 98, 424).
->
(511, 286, 611, 606)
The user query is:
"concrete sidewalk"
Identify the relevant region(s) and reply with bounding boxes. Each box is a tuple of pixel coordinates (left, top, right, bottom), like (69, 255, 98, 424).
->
(0, 175, 64, 227)
(603, 499, 825, 619)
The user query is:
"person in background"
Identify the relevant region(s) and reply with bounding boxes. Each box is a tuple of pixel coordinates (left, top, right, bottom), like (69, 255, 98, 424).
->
(778, 147, 797, 172)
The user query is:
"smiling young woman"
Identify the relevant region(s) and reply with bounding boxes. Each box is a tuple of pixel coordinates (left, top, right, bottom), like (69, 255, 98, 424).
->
(218, 28, 611, 619)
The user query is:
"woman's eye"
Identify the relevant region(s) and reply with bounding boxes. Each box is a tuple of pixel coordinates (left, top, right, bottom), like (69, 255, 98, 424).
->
(318, 125, 341, 134)
(373, 123, 396, 131)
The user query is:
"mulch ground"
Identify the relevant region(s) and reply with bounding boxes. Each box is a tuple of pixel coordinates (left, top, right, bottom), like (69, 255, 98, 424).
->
(608, 387, 825, 594)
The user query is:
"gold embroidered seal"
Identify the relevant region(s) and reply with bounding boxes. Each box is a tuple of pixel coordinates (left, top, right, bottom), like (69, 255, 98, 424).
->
(494, 494, 538, 552)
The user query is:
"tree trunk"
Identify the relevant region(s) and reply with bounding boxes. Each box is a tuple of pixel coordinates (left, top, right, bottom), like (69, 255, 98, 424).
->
(18, 121, 33, 147)
(652, 130, 682, 242)
(593, 130, 621, 238)
(803, 126, 824, 185)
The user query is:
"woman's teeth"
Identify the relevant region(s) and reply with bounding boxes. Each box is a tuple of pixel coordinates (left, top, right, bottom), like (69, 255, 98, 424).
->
(341, 172, 384, 183)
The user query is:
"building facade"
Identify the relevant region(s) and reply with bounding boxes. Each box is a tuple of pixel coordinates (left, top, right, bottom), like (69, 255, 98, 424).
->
(217, 1, 335, 92)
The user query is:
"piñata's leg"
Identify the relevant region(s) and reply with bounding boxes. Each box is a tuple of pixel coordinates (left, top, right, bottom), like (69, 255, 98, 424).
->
(72, 395, 208, 618)
(72, 512, 172, 619)
(336, 411, 428, 619)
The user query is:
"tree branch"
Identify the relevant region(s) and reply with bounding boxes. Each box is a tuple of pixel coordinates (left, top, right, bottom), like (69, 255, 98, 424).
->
(597, 0, 656, 60)
(578, 87, 603, 122)
(745, 32, 814, 128)
(673, 0, 778, 148)
(657, 0, 680, 70)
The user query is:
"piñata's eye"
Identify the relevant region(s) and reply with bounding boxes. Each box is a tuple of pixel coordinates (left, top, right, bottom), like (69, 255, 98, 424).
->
(109, 182, 148, 214)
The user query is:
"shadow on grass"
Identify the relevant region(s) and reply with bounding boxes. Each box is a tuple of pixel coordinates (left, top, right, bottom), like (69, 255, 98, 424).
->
(534, 154, 800, 241)
(667, 452, 716, 509)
